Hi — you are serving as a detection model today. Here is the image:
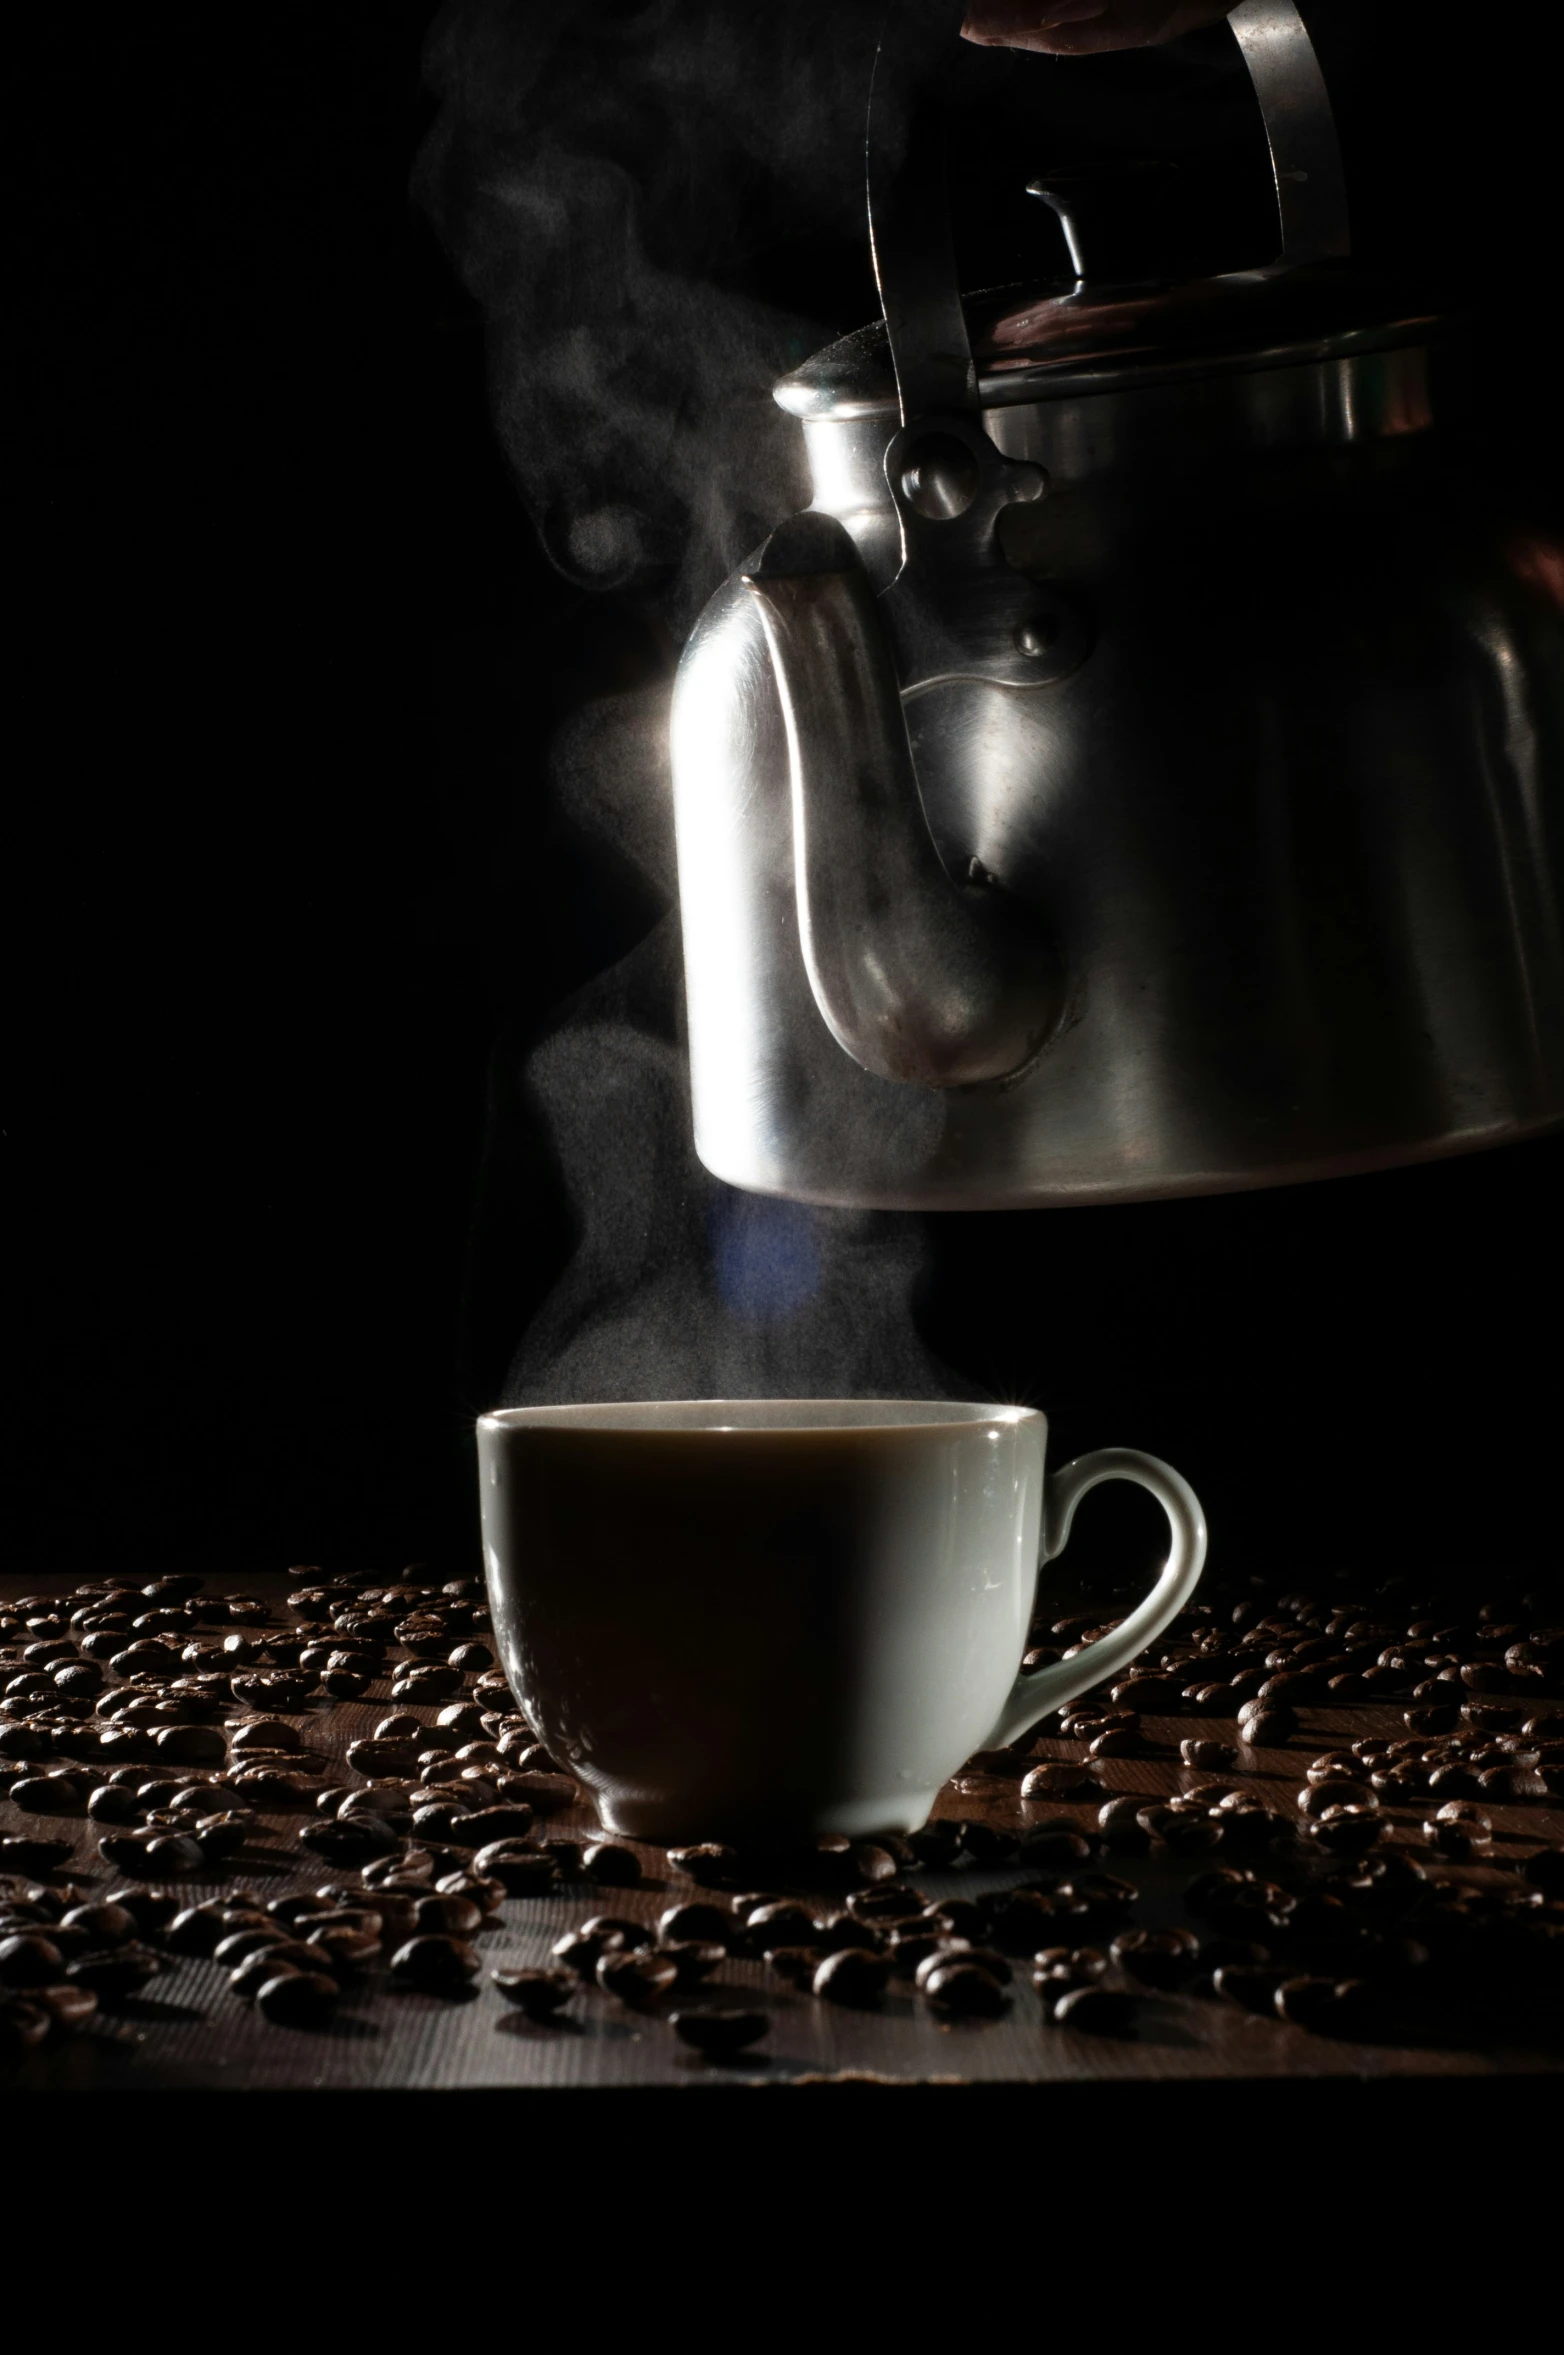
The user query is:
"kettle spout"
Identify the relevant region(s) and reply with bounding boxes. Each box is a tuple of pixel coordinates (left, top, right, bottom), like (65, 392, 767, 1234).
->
(742, 511, 1062, 1088)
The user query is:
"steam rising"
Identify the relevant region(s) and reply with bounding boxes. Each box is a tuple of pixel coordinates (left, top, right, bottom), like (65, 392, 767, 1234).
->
(420, 1, 962, 1407)
(418, 0, 894, 633)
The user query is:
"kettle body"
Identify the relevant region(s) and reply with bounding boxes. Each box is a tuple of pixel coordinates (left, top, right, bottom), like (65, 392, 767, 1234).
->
(669, 6, 1564, 1208)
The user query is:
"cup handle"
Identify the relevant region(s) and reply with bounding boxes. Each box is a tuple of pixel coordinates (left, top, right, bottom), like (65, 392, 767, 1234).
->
(984, 1448, 1208, 1749)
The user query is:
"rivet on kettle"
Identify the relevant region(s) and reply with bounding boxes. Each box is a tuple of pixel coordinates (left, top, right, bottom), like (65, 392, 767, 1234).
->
(898, 436, 980, 520)
(1014, 615, 1061, 657)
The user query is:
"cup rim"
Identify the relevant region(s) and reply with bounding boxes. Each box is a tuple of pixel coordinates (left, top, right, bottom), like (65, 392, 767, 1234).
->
(476, 1397, 1045, 1435)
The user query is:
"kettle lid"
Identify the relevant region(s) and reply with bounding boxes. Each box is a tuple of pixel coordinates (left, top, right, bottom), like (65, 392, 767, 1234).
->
(782, 0, 1445, 424)
(775, 261, 1448, 421)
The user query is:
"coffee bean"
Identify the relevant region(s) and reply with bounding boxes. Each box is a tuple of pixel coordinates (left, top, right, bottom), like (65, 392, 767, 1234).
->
(321, 1670, 371, 1699)
(413, 1893, 483, 1938)
(345, 1737, 421, 1777)
(1212, 1963, 1285, 2013)
(582, 1842, 641, 1886)
(391, 1934, 480, 1989)
(1110, 1676, 1178, 1708)
(34, 1983, 99, 2034)
(906, 1821, 964, 1868)
(492, 1965, 576, 2018)
(153, 1723, 226, 1766)
(65, 1943, 159, 1999)
(918, 1960, 1005, 2018)
(1019, 1824, 1095, 1868)
(915, 1941, 1013, 1991)
(658, 1901, 733, 1947)
(471, 1840, 555, 1894)
(553, 1923, 634, 1977)
(845, 1882, 926, 1925)
(9, 1772, 86, 1816)
(1086, 1728, 1141, 1759)
(435, 1870, 504, 1913)
(811, 1948, 890, 2006)
(887, 1928, 948, 1977)
(958, 1821, 1021, 1866)
(0, 1999, 50, 2052)
(761, 1945, 821, 1986)
(1180, 1738, 1237, 1772)
(1298, 1780, 1377, 1819)
(1111, 1927, 1198, 1988)
(1405, 1704, 1460, 1735)
(1273, 1974, 1363, 2032)
(671, 2007, 767, 2057)
(111, 1887, 178, 1934)
(230, 1716, 305, 1755)
(659, 1938, 726, 1988)
(744, 1899, 820, 1949)
(306, 1927, 381, 1972)
(0, 1932, 64, 1988)
(597, 1948, 679, 2006)
(1237, 1703, 1297, 1744)
(1021, 1762, 1099, 1800)
(1479, 1765, 1549, 1801)
(1097, 1797, 1151, 1852)
(215, 1925, 290, 1966)
(1304, 1807, 1384, 1855)
(59, 1901, 136, 1948)
(230, 1941, 326, 1996)
(0, 1835, 74, 1874)
(664, 1836, 739, 1893)
(1049, 1985, 1136, 2034)
(257, 1969, 339, 2026)
(299, 1817, 401, 1865)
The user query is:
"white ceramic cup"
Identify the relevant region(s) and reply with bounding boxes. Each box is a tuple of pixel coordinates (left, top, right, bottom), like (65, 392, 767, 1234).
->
(476, 1399, 1206, 1843)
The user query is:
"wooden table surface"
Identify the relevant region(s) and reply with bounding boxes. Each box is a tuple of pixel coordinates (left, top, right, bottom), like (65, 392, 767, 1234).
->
(5, 1571, 1561, 2096)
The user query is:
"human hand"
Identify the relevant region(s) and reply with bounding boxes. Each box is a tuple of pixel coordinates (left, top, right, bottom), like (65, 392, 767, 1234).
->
(962, 2, 1239, 54)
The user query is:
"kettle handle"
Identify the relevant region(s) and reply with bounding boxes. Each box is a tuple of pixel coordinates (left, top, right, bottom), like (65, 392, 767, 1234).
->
(867, 0, 1350, 430)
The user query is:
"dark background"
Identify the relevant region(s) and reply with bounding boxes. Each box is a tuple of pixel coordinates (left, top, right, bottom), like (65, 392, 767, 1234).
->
(9, 1, 1561, 1589)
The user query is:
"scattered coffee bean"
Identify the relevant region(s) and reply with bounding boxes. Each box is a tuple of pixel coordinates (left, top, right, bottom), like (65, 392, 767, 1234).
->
(391, 1934, 480, 1989)
(1020, 1824, 1095, 1867)
(65, 1944, 159, 1999)
(597, 1947, 679, 2006)
(659, 1938, 726, 1988)
(658, 1901, 733, 1947)
(59, 1901, 136, 1948)
(1050, 1985, 1137, 2034)
(257, 1969, 339, 2026)
(492, 1965, 576, 2018)
(1212, 1963, 1284, 2014)
(1111, 1927, 1198, 1988)
(812, 1948, 890, 2006)
(1097, 1796, 1151, 1852)
(764, 1945, 823, 1986)
(0, 1932, 64, 1988)
(0, 1998, 50, 2052)
(582, 1842, 642, 1886)
(671, 2007, 767, 2057)
(412, 1893, 483, 1938)
(471, 1839, 555, 1893)
(1181, 1739, 1237, 1772)
(230, 1942, 323, 1997)
(1237, 1703, 1296, 1745)
(958, 1821, 1021, 1866)
(922, 1960, 1008, 2018)
(1021, 1762, 1099, 1800)
(0, 1835, 74, 1874)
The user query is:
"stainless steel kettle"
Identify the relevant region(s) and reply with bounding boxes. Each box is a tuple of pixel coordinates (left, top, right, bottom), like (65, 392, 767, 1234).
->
(670, 0, 1564, 1208)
